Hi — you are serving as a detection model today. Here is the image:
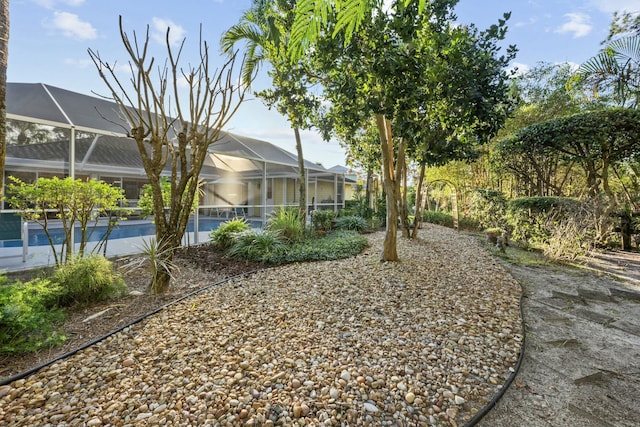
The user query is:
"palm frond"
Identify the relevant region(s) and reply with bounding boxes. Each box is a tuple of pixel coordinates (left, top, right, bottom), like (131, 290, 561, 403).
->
(289, 0, 330, 60)
(334, 0, 367, 44)
(609, 34, 640, 66)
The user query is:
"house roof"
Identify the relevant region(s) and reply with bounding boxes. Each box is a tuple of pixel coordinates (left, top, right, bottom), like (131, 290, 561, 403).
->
(7, 83, 131, 136)
(6, 82, 337, 178)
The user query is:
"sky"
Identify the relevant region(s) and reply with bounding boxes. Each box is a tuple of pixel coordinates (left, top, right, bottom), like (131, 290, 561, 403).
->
(7, 0, 640, 168)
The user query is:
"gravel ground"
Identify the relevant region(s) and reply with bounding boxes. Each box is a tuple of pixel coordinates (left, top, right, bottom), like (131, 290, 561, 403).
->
(0, 226, 522, 427)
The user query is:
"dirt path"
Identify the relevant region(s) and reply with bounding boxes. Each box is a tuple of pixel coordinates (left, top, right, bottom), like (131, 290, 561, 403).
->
(478, 249, 640, 427)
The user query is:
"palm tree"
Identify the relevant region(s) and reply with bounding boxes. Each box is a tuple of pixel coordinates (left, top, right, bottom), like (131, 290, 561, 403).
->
(575, 35, 640, 109)
(222, 0, 317, 225)
(0, 0, 8, 198)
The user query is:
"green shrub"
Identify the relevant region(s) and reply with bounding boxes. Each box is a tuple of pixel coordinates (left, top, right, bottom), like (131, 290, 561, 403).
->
(210, 217, 251, 249)
(227, 230, 285, 262)
(334, 215, 368, 232)
(311, 209, 335, 232)
(272, 231, 368, 264)
(422, 211, 454, 227)
(226, 230, 367, 264)
(421, 211, 479, 230)
(266, 207, 304, 242)
(52, 255, 127, 305)
(506, 197, 581, 244)
(464, 189, 507, 229)
(0, 278, 66, 353)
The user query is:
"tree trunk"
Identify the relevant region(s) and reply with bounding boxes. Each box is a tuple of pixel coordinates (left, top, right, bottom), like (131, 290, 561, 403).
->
(150, 232, 179, 294)
(411, 163, 426, 239)
(0, 0, 8, 199)
(376, 114, 399, 262)
(365, 168, 372, 209)
(294, 127, 307, 226)
(399, 147, 409, 238)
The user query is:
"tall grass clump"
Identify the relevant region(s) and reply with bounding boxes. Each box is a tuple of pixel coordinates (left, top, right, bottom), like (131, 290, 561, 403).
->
(266, 207, 304, 242)
(334, 215, 368, 232)
(52, 255, 127, 305)
(210, 217, 250, 249)
(227, 231, 285, 262)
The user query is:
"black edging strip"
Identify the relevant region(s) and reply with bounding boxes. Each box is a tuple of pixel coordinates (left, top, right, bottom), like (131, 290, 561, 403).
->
(0, 269, 264, 387)
(2, 260, 528, 426)
(462, 280, 527, 427)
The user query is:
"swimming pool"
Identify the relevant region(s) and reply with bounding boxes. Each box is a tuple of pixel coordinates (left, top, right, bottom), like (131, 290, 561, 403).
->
(0, 217, 262, 248)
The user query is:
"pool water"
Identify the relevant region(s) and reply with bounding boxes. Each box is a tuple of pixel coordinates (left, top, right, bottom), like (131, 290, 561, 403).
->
(0, 218, 262, 248)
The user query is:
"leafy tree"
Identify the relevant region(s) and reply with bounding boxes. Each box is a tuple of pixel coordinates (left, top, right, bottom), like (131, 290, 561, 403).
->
(509, 108, 640, 199)
(5, 177, 126, 265)
(313, 0, 514, 258)
(138, 177, 199, 219)
(89, 17, 247, 293)
(492, 63, 585, 197)
(222, 0, 320, 225)
(603, 11, 640, 43)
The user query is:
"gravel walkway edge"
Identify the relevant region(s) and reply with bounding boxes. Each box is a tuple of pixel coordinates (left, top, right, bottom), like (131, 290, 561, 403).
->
(0, 225, 523, 427)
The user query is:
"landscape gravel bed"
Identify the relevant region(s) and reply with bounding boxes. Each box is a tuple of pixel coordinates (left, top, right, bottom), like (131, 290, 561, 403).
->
(0, 225, 522, 426)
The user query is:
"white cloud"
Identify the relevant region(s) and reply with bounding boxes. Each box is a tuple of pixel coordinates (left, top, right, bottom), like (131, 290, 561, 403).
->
(508, 62, 531, 77)
(151, 18, 186, 47)
(64, 57, 92, 68)
(48, 11, 97, 40)
(556, 12, 593, 38)
(589, 0, 640, 14)
(35, 0, 85, 8)
(515, 16, 538, 28)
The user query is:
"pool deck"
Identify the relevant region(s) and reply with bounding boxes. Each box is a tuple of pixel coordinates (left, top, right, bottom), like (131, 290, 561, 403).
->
(0, 230, 213, 273)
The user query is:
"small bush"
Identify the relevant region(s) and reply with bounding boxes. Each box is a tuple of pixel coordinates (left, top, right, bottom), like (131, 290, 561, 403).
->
(273, 231, 368, 264)
(227, 230, 285, 262)
(464, 189, 507, 229)
(311, 209, 335, 232)
(544, 219, 591, 261)
(334, 215, 368, 232)
(210, 217, 250, 249)
(421, 211, 479, 230)
(506, 197, 581, 244)
(226, 230, 367, 264)
(266, 207, 304, 242)
(422, 211, 455, 227)
(52, 255, 127, 305)
(0, 278, 66, 353)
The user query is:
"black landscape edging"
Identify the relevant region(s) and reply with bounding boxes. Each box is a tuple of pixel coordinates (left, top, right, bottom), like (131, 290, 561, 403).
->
(462, 280, 527, 427)
(2, 250, 527, 427)
(0, 270, 263, 387)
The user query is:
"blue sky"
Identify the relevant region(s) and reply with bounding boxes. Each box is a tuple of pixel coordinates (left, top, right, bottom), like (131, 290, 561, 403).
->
(7, 0, 640, 167)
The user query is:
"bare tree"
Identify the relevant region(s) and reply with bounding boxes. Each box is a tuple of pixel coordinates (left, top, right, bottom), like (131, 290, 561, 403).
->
(89, 17, 248, 293)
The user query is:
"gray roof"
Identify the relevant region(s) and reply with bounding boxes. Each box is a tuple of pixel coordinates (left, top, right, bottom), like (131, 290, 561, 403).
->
(6, 82, 338, 178)
(7, 83, 130, 136)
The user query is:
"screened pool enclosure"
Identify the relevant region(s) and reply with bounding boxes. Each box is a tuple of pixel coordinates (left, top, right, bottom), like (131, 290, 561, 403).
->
(1, 83, 346, 240)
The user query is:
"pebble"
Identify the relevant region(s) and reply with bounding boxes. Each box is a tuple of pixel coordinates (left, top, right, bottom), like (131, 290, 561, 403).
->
(0, 228, 522, 427)
(363, 402, 379, 412)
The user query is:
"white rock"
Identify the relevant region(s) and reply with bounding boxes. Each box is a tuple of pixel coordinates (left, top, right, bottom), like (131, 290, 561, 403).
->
(363, 402, 379, 412)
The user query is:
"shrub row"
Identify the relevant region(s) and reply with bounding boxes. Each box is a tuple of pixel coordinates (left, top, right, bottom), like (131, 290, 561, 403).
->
(0, 256, 127, 353)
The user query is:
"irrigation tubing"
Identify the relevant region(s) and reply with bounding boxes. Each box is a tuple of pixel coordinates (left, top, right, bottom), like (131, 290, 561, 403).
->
(0, 269, 264, 387)
(2, 262, 528, 427)
(462, 280, 527, 427)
